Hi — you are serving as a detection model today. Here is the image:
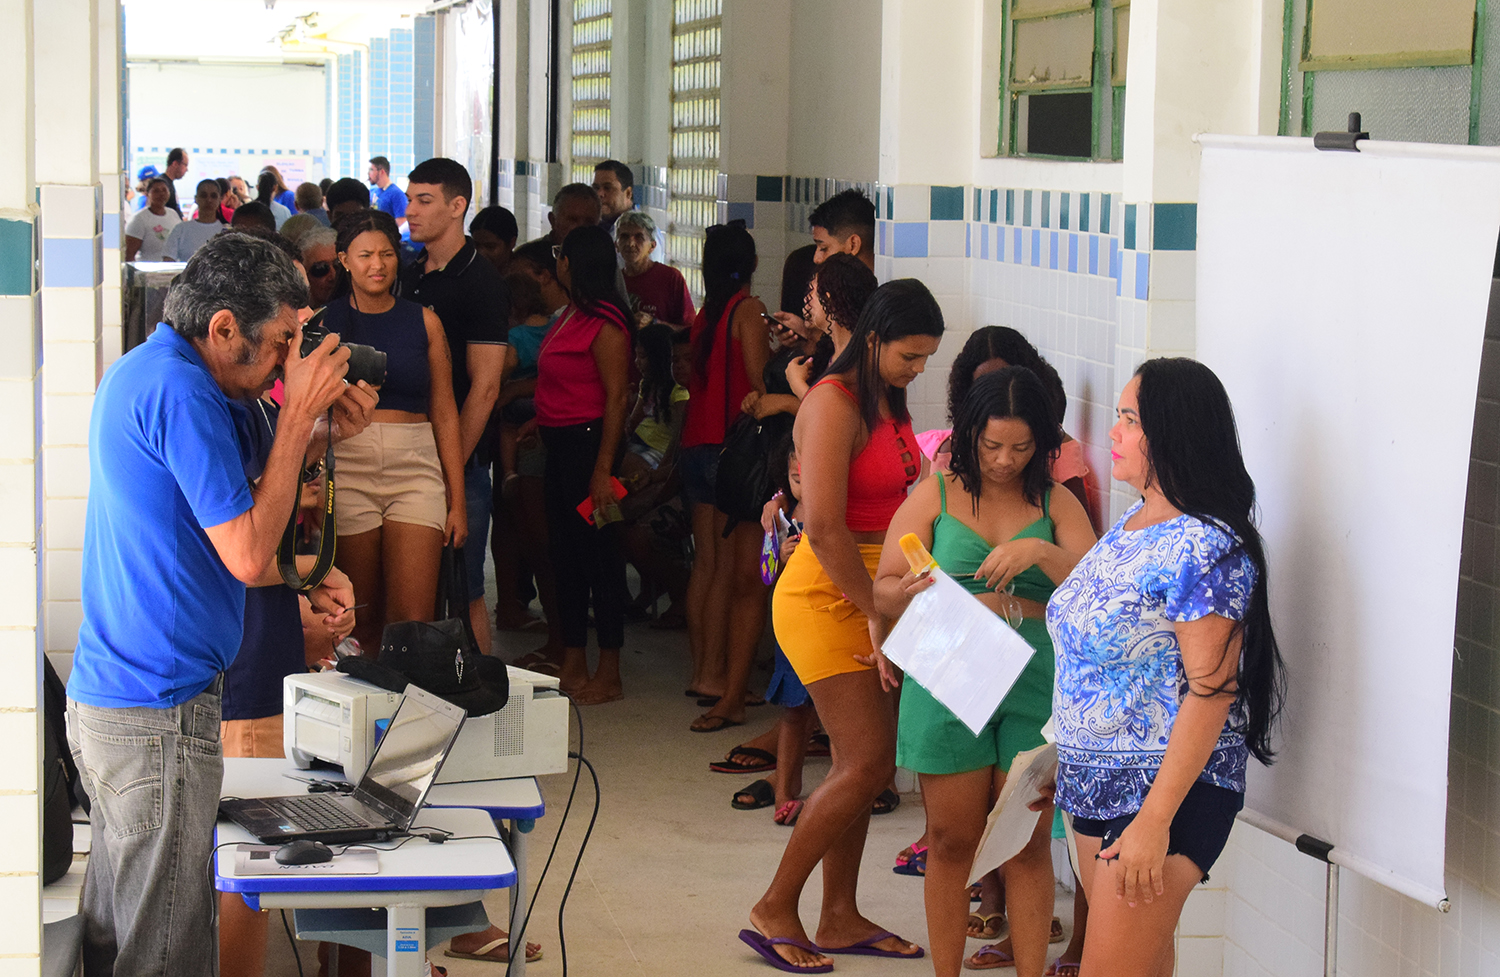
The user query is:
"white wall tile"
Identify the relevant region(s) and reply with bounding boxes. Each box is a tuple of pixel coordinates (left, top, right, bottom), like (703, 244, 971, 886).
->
(0, 547, 37, 629)
(0, 630, 38, 710)
(44, 549, 81, 603)
(44, 599, 81, 654)
(42, 444, 88, 499)
(892, 184, 928, 222)
(0, 382, 37, 463)
(0, 711, 39, 793)
(41, 342, 99, 395)
(38, 184, 96, 239)
(43, 498, 85, 550)
(0, 463, 35, 544)
(41, 395, 91, 448)
(0, 795, 40, 874)
(38, 287, 99, 344)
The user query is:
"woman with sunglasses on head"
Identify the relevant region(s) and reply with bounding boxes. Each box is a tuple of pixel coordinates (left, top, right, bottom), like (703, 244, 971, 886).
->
(741, 279, 943, 973)
(536, 224, 636, 705)
(322, 210, 466, 655)
(1047, 358, 1284, 977)
(871, 367, 1096, 977)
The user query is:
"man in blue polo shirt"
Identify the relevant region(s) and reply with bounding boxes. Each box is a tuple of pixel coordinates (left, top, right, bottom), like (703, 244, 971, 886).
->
(66, 233, 372, 977)
(368, 155, 408, 231)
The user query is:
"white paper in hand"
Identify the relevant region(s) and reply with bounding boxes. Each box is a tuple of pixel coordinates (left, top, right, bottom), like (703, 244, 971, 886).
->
(880, 568, 1039, 734)
(969, 742, 1058, 885)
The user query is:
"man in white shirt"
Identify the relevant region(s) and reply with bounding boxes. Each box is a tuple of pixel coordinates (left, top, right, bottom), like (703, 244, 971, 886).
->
(124, 178, 181, 262)
(164, 180, 226, 262)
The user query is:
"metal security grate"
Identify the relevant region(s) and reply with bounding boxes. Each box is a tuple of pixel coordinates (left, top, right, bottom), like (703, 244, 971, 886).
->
(570, 0, 612, 185)
(668, 0, 722, 300)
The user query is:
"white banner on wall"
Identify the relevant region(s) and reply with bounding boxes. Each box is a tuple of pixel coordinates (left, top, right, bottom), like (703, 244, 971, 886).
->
(1196, 134, 1500, 908)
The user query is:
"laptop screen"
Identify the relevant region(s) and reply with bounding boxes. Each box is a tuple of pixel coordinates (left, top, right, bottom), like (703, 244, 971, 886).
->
(354, 684, 466, 824)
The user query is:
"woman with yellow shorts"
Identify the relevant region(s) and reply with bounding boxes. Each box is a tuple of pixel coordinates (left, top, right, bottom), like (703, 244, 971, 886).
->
(740, 280, 943, 974)
(870, 367, 1096, 977)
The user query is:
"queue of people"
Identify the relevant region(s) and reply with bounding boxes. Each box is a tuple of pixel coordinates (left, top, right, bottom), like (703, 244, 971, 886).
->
(82, 149, 1287, 977)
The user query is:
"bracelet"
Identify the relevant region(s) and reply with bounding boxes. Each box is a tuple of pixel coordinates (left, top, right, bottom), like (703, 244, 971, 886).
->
(771, 490, 785, 501)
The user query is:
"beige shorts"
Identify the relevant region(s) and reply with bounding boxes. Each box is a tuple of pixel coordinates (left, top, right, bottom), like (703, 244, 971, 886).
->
(333, 422, 446, 536)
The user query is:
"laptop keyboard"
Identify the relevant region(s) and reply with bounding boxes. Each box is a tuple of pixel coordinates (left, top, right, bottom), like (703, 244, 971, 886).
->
(270, 794, 372, 831)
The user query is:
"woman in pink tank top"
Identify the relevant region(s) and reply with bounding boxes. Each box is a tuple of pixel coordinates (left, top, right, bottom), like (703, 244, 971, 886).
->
(742, 279, 945, 972)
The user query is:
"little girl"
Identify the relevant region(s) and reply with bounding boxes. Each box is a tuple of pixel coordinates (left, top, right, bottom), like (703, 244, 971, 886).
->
(730, 434, 816, 825)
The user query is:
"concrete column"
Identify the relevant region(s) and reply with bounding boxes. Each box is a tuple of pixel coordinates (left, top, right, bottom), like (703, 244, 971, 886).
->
(0, 0, 43, 965)
(34, 0, 102, 663)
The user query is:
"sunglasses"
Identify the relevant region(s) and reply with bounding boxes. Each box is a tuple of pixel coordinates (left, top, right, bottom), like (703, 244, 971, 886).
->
(308, 262, 335, 278)
(551, 245, 564, 259)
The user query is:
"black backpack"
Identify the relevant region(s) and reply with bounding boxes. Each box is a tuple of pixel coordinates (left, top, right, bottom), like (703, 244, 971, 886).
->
(42, 657, 86, 884)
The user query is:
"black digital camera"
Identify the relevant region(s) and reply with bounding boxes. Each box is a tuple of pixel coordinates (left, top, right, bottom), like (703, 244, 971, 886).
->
(300, 319, 387, 387)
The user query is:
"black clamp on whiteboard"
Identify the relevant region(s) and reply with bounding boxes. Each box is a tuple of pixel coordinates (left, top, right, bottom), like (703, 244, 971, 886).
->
(1314, 112, 1369, 152)
(1295, 833, 1335, 862)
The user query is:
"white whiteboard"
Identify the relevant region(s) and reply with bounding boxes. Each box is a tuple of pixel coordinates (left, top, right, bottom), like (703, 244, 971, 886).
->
(1196, 134, 1500, 908)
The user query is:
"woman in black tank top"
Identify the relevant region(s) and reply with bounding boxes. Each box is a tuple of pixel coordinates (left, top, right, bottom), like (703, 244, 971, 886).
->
(325, 211, 466, 654)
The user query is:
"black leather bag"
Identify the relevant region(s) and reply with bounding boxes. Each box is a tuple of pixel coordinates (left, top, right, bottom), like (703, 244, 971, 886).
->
(711, 298, 778, 526)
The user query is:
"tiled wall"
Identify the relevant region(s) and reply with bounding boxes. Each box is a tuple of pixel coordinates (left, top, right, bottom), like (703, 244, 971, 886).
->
(413, 16, 438, 166)
(336, 50, 364, 178)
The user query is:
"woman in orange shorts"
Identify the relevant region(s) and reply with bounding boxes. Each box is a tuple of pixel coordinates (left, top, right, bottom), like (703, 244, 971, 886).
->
(740, 279, 944, 973)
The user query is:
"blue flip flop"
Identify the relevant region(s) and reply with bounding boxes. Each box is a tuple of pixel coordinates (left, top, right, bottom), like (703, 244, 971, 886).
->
(738, 929, 834, 973)
(817, 930, 925, 959)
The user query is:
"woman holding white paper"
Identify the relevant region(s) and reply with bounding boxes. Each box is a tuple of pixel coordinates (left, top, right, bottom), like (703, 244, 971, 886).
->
(871, 367, 1096, 977)
(1046, 358, 1284, 977)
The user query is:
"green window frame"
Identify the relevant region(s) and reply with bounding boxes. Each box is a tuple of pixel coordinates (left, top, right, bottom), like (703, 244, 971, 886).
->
(999, 0, 1127, 160)
(1282, 0, 1489, 144)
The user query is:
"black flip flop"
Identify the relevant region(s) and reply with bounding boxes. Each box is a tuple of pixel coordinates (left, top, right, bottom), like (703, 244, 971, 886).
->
(732, 778, 775, 810)
(710, 746, 777, 774)
(871, 788, 901, 815)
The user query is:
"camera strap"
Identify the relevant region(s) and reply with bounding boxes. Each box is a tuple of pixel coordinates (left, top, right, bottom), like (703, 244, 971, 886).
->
(277, 409, 337, 592)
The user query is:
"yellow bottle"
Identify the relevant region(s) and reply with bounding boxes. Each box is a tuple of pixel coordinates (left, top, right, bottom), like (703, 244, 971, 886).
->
(899, 533, 938, 575)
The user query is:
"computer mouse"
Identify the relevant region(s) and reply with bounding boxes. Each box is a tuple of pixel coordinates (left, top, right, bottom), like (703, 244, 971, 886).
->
(275, 840, 334, 865)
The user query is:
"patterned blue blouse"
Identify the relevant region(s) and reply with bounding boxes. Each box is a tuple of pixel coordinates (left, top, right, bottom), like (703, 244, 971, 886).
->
(1046, 501, 1257, 820)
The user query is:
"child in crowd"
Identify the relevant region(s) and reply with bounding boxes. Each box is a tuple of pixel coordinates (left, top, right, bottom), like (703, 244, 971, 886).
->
(730, 434, 818, 824)
(618, 324, 692, 624)
(495, 271, 556, 500)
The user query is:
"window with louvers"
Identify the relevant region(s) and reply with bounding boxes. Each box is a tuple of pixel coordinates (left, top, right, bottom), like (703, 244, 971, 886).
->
(668, 0, 722, 300)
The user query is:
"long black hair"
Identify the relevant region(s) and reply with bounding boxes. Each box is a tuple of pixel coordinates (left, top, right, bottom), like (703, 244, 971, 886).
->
(948, 326, 1066, 426)
(807, 253, 879, 380)
(331, 210, 402, 300)
(561, 225, 633, 333)
(694, 221, 757, 383)
(949, 367, 1060, 510)
(1134, 357, 1286, 765)
(634, 322, 677, 423)
(823, 278, 945, 429)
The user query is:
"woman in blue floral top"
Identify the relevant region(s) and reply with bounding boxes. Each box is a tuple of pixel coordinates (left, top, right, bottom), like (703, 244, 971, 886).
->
(1046, 358, 1284, 977)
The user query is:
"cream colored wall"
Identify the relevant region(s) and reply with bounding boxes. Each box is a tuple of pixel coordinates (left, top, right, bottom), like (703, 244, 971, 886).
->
(786, 0, 881, 182)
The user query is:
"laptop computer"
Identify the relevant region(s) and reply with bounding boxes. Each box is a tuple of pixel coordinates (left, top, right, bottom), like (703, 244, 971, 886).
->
(220, 683, 467, 844)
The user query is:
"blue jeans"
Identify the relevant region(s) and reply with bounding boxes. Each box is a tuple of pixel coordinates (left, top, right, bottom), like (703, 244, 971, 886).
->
(67, 679, 224, 977)
(464, 462, 492, 602)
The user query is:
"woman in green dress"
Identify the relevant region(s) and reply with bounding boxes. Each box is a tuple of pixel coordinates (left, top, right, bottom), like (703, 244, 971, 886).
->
(871, 367, 1096, 977)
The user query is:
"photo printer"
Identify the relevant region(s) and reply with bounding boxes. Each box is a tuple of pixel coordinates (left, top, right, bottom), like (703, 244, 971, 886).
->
(283, 667, 570, 782)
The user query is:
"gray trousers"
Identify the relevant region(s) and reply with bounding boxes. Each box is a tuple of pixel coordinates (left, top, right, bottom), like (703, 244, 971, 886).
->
(66, 677, 224, 977)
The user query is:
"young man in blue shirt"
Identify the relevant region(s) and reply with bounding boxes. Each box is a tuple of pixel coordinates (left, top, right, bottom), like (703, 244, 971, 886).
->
(66, 233, 376, 977)
(368, 155, 408, 231)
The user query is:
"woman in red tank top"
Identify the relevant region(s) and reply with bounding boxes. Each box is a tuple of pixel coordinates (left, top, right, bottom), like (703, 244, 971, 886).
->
(679, 223, 774, 732)
(742, 280, 945, 971)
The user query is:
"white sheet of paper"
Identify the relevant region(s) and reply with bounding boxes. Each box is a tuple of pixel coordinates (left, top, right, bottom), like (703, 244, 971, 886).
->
(969, 742, 1058, 885)
(880, 568, 1038, 735)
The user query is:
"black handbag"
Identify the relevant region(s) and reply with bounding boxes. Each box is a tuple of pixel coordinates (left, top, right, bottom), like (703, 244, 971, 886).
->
(713, 298, 779, 527)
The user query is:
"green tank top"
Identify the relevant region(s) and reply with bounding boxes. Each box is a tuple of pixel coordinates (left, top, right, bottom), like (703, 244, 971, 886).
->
(931, 473, 1056, 607)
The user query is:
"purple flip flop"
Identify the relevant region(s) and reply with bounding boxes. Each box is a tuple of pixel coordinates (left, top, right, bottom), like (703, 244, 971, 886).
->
(738, 930, 834, 974)
(817, 930, 925, 959)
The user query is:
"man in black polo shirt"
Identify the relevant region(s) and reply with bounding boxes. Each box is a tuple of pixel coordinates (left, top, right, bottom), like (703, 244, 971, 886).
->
(399, 158, 511, 656)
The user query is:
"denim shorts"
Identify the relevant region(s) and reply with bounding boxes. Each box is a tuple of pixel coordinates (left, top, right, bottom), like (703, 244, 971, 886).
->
(464, 461, 492, 601)
(1072, 779, 1244, 880)
(678, 443, 720, 509)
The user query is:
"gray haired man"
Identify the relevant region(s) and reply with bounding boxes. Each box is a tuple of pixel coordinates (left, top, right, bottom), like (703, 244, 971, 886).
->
(66, 233, 376, 977)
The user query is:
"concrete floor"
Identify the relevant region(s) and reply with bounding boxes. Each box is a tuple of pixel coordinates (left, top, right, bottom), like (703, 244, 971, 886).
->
(262, 611, 1074, 977)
